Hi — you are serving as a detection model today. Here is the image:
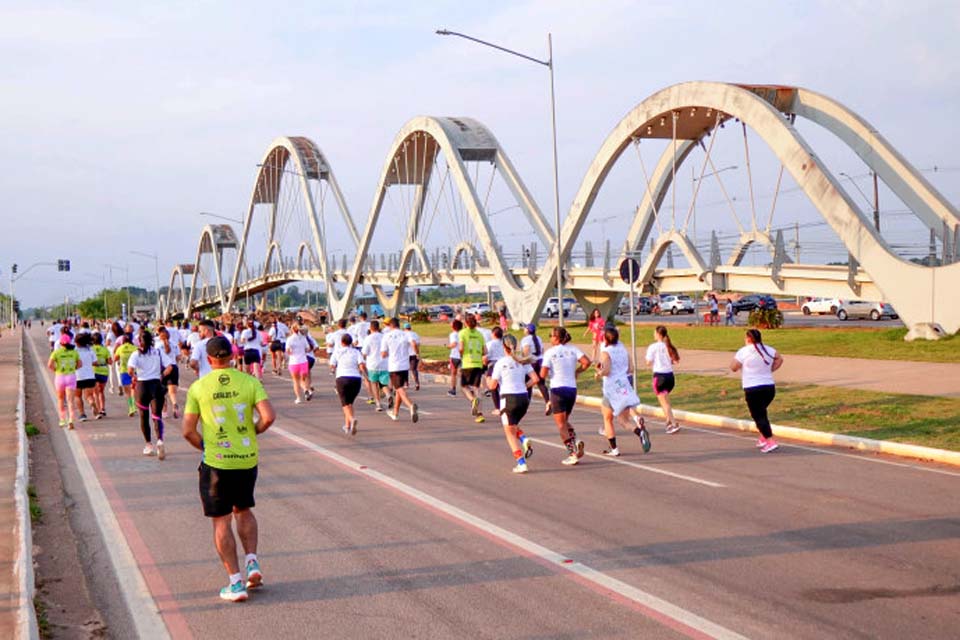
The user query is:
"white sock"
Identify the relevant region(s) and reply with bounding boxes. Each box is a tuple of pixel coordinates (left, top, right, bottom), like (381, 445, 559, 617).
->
(229, 572, 242, 585)
(245, 553, 257, 565)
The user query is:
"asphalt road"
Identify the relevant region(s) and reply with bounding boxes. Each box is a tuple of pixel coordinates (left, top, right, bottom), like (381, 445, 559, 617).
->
(26, 329, 959, 639)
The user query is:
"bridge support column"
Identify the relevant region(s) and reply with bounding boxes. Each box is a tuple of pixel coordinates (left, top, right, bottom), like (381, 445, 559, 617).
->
(571, 290, 620, 323)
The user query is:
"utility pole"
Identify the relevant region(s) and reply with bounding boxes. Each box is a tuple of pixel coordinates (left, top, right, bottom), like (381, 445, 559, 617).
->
(872, 171, 880, 231)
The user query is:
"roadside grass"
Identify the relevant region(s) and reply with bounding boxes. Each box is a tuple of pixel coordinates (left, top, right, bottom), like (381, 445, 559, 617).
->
(25, 421, 40, 437)
(28, 484, 42, 524)
(34, 596, 50, 638)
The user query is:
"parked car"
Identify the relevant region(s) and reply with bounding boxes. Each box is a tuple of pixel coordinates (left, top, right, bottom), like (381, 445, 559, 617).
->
(399, 305, 419, 317)
(836, 300, 898, 321)
(617, 296, 655, 315)
(428, 304, 455, 319)
(659, 294, 695, 315)
(732, 294, 778, 314)
(464, 302, 491, 315)
(543, 297, 576, 318)
(801, 297, 840, 315)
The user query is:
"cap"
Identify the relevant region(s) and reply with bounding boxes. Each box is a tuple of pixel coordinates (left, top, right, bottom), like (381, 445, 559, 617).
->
(206, 336, 233, 358)
(59, 334, 72, 346)
(403, 322, 411, 329)
(526, 323, 536, 333)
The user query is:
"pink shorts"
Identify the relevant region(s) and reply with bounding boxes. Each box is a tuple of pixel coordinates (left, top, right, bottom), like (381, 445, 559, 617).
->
(55, 373, 77, 391)
(288, 362, 309, 376)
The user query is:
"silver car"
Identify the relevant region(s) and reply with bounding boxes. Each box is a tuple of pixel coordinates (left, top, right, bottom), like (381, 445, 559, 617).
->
(836, 300, 898, 321)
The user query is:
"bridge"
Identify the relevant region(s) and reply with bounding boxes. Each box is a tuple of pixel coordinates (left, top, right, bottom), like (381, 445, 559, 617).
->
(160, 81, 960, 338)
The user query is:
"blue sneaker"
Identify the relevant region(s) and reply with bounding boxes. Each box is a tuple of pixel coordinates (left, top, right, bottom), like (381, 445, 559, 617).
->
(246, 560, 263, 590)
(219, 581, 248, 602)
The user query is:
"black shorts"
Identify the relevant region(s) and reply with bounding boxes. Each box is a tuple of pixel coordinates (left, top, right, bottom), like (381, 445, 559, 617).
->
(500, 393, 529, 426)
(307, 355, 316, 370)
(461, 367, 483, 388)
(449, 357, 461, 370)
(270, 340, 283, 353)
(94, 373, 109, 384)
(653, 372, 675, 395)
(336, 376, 362, 406)
(198, 462, 258, 518)
(161, 364, 180, 387)
(243, 349, 262, 365)
(549, 386, 577, 415)
(389, 370, 409, 389)
(76, 378, 96, 390)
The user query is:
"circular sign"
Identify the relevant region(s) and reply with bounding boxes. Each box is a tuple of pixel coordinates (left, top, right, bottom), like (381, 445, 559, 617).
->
(619, 258, 641, 284)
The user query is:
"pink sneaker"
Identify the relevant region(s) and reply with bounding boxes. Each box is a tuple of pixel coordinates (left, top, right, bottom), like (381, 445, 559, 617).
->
(755, 437, 767, 448)
(760, 440, 780, 453)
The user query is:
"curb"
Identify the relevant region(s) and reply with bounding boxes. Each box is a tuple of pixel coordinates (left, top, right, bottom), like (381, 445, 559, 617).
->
(14, 329, 39, 640)
(422, 371, 960, 469)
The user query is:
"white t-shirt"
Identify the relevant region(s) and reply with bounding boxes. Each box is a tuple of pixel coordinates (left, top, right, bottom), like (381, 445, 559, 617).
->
(645, 341, 674, 374)
(326, 329, 346, 355)
(361, 333, 385, 371)
(735, 343, 778, 389)
(240, 328, 262, 351)
(331, 344, 364, 378)
(492, 357, 532, 396)
(521, 334, 544, 361)
(541, 344, 585, 389)
(186, 331, 201, 350)
(190, 337, 212, 378)
(381, 329, 410, 372)
(348, 321, 370, 344)
(405, 330, 421, 355)
(164, 326, 181, 345)
(479, 327, 493, 343)
(76, 347, 98, 381)
(448, 331, 461, 359)
(486, 338, 504, 364)
(128, 347, 174, 381)
(286, 334, 311, 365)
(159, 340, 180, 360)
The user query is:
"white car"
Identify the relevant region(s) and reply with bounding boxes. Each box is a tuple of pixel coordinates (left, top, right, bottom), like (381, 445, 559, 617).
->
(464, 303, 491, 315)
(543, 297, 576, 318)
(836, 300, 898, 321)
(801, 297, 841, 315)
(660, 294, 695, 315)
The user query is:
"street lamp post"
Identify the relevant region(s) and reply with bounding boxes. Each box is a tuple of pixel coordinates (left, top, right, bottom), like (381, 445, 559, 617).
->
(436, 29, 565, 326)
(839, 172, 880, 231)
(130, 250, 161, 319)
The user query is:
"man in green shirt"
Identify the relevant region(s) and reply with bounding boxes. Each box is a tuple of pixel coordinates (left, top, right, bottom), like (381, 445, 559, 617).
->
(458, 314, 488, 424)
(182, 337, 276, 602)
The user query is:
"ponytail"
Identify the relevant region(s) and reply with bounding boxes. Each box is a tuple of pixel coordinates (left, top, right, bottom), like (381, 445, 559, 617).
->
(655, 325, 680, 363)
(746, 329, 772, 365)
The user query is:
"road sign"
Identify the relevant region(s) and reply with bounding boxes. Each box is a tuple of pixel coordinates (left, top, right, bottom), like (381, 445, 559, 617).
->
(619, 257, 640, 284)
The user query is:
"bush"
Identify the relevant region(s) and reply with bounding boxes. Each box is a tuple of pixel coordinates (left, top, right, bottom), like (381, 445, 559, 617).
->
(748, 308, 784, 329)
(481, 310, 500, 325)
(407, 310, 430, 323)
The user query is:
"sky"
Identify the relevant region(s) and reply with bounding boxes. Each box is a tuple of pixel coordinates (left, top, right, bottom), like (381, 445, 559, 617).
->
(2, 0, 958, 307)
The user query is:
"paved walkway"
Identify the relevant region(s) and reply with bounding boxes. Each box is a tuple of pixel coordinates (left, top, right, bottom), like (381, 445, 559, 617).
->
(421, 336, 960, 398)
(0, 330, 24, 638)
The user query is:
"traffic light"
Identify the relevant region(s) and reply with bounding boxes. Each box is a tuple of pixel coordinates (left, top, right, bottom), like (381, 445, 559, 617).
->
(57, 259, 71, 272)
(11, 264, 17, 274)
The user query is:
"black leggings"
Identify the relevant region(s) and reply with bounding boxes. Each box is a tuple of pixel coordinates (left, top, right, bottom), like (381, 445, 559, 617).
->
(135, 379, 166, 443)
(744, 384, 776, 439)
(409, 356, 420, 386)
(528, 359, 550, 404)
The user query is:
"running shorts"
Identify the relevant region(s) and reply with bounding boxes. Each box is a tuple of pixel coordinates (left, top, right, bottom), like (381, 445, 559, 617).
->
(162, 364, 180, 387)
(243, 349, 262, 365)
(94, 373, 109, 384)
(289, 362, 309, 376)
(120, 372, 133, 387)
(549, 386, 577, 415)
(500, 392, 529, 426)
(460, 367, 483, 388)
(307, 355, 316, 370)
(389, 370, 409, 389)
(368, 370, 390, 386)
(449, 357, 461, 370)
(270, 340, 283, 353)
(336, 376, 362, 406)
(76, 378, 96, 390)
(652, 372, 675, 395)
(198, 462, 257, 518)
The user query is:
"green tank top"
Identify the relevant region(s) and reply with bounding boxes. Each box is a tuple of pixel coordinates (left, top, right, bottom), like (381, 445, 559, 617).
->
(93, 345, 111, 376)
(458, 328, 486, 369)
(50, 347, 80, 375)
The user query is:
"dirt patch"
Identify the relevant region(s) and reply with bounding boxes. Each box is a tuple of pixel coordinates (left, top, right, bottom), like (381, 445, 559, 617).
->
(24, 351, 107, 638)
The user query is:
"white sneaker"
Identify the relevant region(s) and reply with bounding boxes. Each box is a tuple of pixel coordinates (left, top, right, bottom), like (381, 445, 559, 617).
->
(665, 423, 681, 435)
(350, 419, 358, 435)
(156, 440, 166, 460)
(388, 412, 399, 421)
(294, 397, 302, 405)
(512, 462, 529, 474)
(561, 453, 580, 466)
(601, 448, 620, 457)
(410, 404, 419, 423)
(142, 443, 155, 456)
(342, 424, 350, 435)
(597, 426, 606, 436)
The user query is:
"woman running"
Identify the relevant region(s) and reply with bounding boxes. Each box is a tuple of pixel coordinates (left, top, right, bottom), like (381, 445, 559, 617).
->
(488, 334, 537, 474)
(91, 332, 111, 418)
(446, 319, 462, 397)
(157, 326, 181, 418)
(484, 327, 505, 416)
(730, 329, 783, 453)
(596, 326, 650, 455)
(646, 325, 681, 434)
(540, 327, 591, 466)
(128, 331, 175, 459)
(48, 334, 80, 429)
(521, 324, 551, 415)
(114, 335, 138, 416)
(584, 308, 605, 361)
(239, 318, 264, 379)
(74, 332, 98, 422)
(285, 323, 311, 404)
(331, 333, 366, 435)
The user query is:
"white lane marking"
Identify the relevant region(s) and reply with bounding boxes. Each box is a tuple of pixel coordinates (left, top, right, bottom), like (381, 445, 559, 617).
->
(528, 437, 725, 487)
(681, 425, 960, 478)
(272, 426, 747, 640)
(27, 334, 170, 639)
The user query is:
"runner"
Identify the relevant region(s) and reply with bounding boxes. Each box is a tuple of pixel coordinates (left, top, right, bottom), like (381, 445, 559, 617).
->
(446, 319, 462, 397)
(74, 332, 98, 422)
(114, 335, 139, 416)
(458, 314, 487, 423)
(301, 325, 319, 400)
(181, 336, 276, 602)
(325, 318, 348, 359)
(584, 308, 605, 361)
(285, 323, 311, 404)
(483, 326, 505, 416)
(488, 334, 537, 474)
(268, 319, 289, 375)
(361, 320, 388, 411)
(596, 326, 650, 455)
(189, 320, 217, 380)
(380, 317, 418, 422)
(91, 332, 111, 419)
(157, 326, 181, 419)
(645, 325, 681, 434)
(48, 334, 80, 429)
(540, 327, 591, 466)
(330, 333, 366, 435)
(730, 329, 783, 453)
(128, 331, 175, 459)
(239, 318, 264, 379)
(521, 324, 551, 415)
(404, 322, 421, 391)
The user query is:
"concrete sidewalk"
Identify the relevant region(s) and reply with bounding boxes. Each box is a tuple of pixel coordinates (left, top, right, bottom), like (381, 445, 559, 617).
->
(420, 336, 960, 398)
